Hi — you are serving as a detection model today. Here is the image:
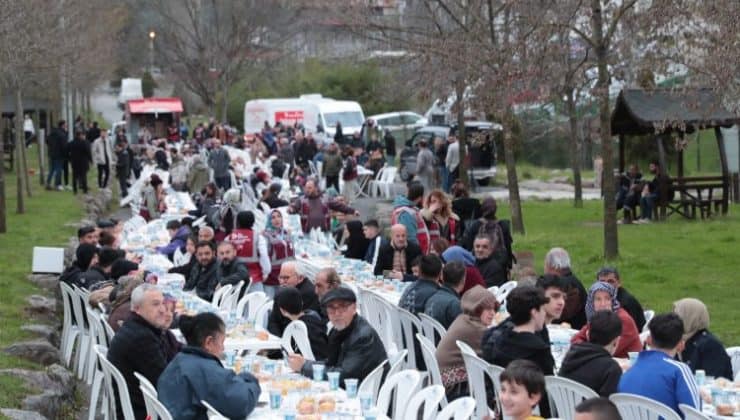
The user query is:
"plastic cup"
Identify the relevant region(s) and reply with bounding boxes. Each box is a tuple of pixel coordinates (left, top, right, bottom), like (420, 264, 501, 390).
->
(695, 369, 706, 386)
(312, 363, 325, 381)
(359, 392, 373, 413)
(364, 408, 379, 420)
(224, 352, 235, 367)
(283, 410, 297, 420)
(327, 371, 340, 390)
(628, 351, 639, 365)
(345, 378, 359, 398)
(263, 360, 276, 375)
(269, 390, 282, 409)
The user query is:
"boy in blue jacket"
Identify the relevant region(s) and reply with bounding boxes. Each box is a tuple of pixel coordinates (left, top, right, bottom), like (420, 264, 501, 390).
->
(618, 313, 700, 416)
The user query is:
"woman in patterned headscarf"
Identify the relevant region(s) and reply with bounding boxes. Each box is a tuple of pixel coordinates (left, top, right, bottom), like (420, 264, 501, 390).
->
(570, 281, 642, 358)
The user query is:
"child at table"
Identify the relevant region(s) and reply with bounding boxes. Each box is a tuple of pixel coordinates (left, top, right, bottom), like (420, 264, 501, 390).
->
(500, 360, 546, 420)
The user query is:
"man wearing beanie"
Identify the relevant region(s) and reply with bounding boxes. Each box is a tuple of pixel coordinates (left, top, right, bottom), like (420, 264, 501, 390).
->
(59, 244, 99, 288)
(274, 288, 328, 360)
(79, 247, 123, 289)
(287, 288, 387, 384)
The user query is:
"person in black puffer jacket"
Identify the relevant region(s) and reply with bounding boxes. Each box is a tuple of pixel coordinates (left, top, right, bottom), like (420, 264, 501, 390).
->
(184, 241, 220, 301)
(674, 298, 734, 380)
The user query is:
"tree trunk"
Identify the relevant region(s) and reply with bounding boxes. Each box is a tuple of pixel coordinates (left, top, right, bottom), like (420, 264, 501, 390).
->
(565, 90, 583, 207)
(16, 90, 32, 198)
(72, 88, 78, 128)
(221, 76, 229, 123)
(38, 128, 46, 185)
(591, 0, 618, 259)
(0, 85, 6, 232)
(15, 93, 25, 214)
(503, 111, 524, 234)
(455, 81, 469, 188)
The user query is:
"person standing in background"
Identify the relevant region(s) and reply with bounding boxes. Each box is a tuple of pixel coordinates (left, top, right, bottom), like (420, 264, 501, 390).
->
(92, 129, 113, 189)
(69, 130, 92, 195)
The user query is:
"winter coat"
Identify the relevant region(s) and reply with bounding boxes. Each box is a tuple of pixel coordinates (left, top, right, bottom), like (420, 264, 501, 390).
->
(207, 148, 230, 177)
(157, 346, 261, 420)
(391, 196, 423, 247)
(115, 147, 131, 179)
(156, 226, 191, 260)
(555, 269, 588, 330)
(92, 136, 113, 166)
(289, 310, 329, 361)
(680, 329, 734, 380)
(168, 255, 195, 279)
(68, 138, 92, 171)
(617, 287, 646, 332)
(47, 127, 68, 160)
(475, 255, 507, 288)
(424, 285, 462, 329)
(186, 158, 210, 193)
(399, 278, 440, 315)
(571, 308, 642, 358)
(59, 264, 84, 288)
(185, 260, 219, 301)
(373, 240, 422, 282)
(322, 152, 343, 177)
(218, 259, 249, 290)
(107, 313, 173, 420)
(300, 315, 388, 384)
(78, 266, 109, 290)
(267, 279, 321, 337)
(559, 342, 623, 397)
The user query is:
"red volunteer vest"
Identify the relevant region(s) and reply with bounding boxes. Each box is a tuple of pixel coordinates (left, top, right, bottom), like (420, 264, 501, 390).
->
(427, 217, 457, 245)
(391, 206, 430, 254)
(263, 229, 295, 286)
(225, 228, 263, 283)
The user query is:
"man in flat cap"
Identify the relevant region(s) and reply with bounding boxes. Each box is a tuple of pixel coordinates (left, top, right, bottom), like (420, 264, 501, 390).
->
(287, 288, 387, 384)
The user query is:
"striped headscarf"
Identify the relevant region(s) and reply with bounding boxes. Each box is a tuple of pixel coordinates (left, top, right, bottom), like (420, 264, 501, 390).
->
(585, 281, 621, 321)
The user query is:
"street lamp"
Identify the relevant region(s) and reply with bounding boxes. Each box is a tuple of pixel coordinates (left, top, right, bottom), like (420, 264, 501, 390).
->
(148, 31, 156, 73)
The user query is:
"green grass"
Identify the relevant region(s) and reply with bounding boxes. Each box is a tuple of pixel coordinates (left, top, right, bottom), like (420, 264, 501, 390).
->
(0, 145, 86, 409)
(493, 199, 740, 346)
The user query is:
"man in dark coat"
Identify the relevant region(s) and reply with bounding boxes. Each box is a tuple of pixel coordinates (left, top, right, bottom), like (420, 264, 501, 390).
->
(274, 287, 329, 360)
(46, 120, 68, 190)
(424, 261, 465, 329)
(288, 288, 388, 385)
(597, 267, 646, 331)
(267, 261, 321, 337)
(374, 224, 422, 282)
(114, 139, 132, 198)
(398, 254, 442, 315)
(78, 247, 121, 290)
(68, 130, 92, 194)
(184, 241, 220, 301)
(559, 310, 624, 397)
(473, 234, 507, 287)
(216, 241, 249, 297)
(108, 284, 176, 420)
(545, 247, 587, 329)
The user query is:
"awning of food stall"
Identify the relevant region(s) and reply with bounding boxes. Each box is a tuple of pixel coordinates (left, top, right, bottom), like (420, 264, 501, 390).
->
(126, 97, 183, 114)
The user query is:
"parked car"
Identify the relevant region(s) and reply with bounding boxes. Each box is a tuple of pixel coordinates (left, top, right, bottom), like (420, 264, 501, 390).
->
(399, 121, 501, 185)
(368, 111, 427, 134)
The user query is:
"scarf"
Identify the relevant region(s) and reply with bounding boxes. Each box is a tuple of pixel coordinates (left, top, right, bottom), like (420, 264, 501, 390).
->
(326, 315, 358, 367)
(585, 281, 621, 321)
(673, 298, 709, 341)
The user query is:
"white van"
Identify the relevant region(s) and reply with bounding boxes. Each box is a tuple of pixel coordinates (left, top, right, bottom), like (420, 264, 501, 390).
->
(118, 78, 143, 106)
(243, 94, 365, 141)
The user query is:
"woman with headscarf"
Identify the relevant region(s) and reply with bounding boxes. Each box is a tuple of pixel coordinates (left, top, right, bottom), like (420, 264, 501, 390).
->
(673, 298, 733, 379)
(342, 220, 369, 260)
(571, 282, 642, 358)
(421, 189, 460, 245)
(262, 209, 295, 298)
(435, 286, 499, 400)
(441, 245, 486, 294)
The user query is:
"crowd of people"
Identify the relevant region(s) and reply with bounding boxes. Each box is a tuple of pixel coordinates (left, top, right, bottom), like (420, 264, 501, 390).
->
(55, 115, 735, 420)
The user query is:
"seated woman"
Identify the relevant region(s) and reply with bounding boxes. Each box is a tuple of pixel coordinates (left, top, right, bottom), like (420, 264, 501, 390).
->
(342, 220, 370, 260)
(140, 174, 166, 221)
(435, 286, 499, 400)
(673, 298, 734, 379)
(571, 282, 642, 358)
(157, 313, 261, 420)
(263, 209, 295, 298)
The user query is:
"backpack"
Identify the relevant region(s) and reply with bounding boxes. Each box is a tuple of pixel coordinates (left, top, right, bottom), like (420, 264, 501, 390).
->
(477, 219, 514, 270)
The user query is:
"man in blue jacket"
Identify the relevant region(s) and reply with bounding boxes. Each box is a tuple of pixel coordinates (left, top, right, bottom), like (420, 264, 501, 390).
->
(618, 313, 701, 416)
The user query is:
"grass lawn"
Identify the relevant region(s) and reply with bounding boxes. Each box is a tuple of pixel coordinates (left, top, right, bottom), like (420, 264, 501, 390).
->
(0, 145, 86, 409)
(494, 199, 740, 346)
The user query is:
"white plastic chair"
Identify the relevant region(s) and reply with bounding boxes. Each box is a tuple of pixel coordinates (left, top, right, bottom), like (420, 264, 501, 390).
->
(95, 345, 137, 420)
(86, 308, 111, 420)
(141, 386, 173, 420)
(545, 375, 599, 419)
(59, 282, 81, 367)
(643, 310, 655, 332)
(678, 403, 710, 420)
(404, 385, 446, 420)
(219, 281, 244, 312)
(434, 396, 476, 420)
(172, 248, 190, 266)
(487, 286, 499, 296)
(397, 306, 423, 369)
(359, 360, 388, 404)
(133, 371, 157, 396)
(375, 166, 398, 199)
(387, 349, 408, 379)
(200, 400, 228, 420)
(235, 291, 267, 322)
(457, 340, 502, 419)
(416, 334, 448, 407)
(495, 280, 518, 304)
(609, 393, 681, 420)
(212, 284, 233, 307)
(253, 299, 273, 330)
(726, 346, 740, 379)
(281, 320, 315, 361)
(419, 313, 447, 345)
(368, 165, 387, 198)
(376, 369, 422, 420)
(70, 285, 92, 380)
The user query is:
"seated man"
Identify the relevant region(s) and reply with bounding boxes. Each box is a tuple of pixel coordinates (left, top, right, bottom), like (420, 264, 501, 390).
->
(559, 311, 624, 397)
(314, 267, 342, 301)
(374, 224, 422, 282)
(575, 398, 623, 420)
(274, 288, 329, 360)
(398, 254, 442, 315)
(597, 267, 646, 331)
(267, 261, 321, 337)
(424, 261, 465, 329)
(616, 164, 642, 223)
(636, 160, 672, 223)
(544, 247, 587, 329)
(197, 226, 215, 243)
(59, 243, 98, 288)
(78, 225, 99, 246)
(362, 219, 386, 266)
(108, 284, 176, 419)
(500, 359, 546, 420)
(216, 241, 248, 297)
(618, 313, 700, 416)
(287, 288, 387, 384)
(184, 241, 220, 301)
(473, 234, 507, 288)
(79, 247, 122, 290)
(482, 286, 553, 416)
(534, 274, 567, 346)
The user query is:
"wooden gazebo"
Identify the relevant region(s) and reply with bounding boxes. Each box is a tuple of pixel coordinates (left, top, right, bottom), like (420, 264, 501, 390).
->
(611, 88, 740, 219)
